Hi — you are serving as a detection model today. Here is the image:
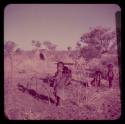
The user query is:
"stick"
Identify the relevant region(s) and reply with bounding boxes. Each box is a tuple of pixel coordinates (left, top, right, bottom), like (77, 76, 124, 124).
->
(47, 79, 51, 105)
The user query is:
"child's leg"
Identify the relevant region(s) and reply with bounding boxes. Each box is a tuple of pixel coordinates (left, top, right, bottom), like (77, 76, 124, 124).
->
(56, 96, 60, 106)
(98, 80, 101, 87)
(91, 79, 95, 87)
(53, 87, 60, 106)
(109, 79, 112, 88)
(53, 91, 60, 106)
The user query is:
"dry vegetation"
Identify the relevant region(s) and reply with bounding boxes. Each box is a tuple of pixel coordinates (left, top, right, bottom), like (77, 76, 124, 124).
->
(4, 49, 121, 120)
(4, 27, 121, 120)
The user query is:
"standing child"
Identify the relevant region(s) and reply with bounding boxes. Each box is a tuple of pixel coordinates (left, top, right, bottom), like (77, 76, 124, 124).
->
(91, 71, 102, 87)
(62, 66, 72, 86)
(53, 62, 64, 106)
(107, 64, 114, 88)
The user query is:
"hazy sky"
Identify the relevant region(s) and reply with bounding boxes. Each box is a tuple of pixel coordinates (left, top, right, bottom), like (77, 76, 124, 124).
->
(4, 4, 121, 50)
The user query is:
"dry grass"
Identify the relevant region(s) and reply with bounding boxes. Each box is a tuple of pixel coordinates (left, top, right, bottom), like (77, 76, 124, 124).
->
(4, 51, 121, 120)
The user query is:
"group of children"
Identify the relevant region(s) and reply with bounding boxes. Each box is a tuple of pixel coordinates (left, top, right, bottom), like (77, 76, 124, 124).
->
(91, 64, 114, 88)
(50, 62, 114, 106)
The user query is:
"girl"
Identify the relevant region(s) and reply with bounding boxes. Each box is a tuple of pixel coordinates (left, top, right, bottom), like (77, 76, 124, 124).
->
(107, 64, 114, 88)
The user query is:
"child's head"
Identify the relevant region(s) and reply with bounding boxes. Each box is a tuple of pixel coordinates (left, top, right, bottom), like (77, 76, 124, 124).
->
(57, 62, 64, 72)
(95, 71, 102, 77)
(63, 66, 72, 78)
(63, 66, 69, 74)
(107, 64, 113, 70)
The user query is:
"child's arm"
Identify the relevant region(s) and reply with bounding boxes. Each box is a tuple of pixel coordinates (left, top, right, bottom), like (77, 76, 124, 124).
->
(112, 70, 114, 79)
(50, 72, 58, 87)
(64, 72, 72, 86)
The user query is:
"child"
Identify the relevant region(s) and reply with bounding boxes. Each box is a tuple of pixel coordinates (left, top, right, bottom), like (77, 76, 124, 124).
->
(53, 62, 65, 106)
(53, 62, 72, 106)
(91, 71, 102, 87)
(62, 66, 72, 86)
(107, 64, 114, 88)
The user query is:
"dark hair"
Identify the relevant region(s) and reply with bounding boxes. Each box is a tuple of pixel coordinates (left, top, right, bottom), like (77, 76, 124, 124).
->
(107, 64, 113, 68)
(40, 53, 45, 60)
(57, 61, 64, 67)
(95, 71, 102, 76)
(63, 66, 69, 73)
(63, 66, 72, 74)
(96, 71, 101, 74)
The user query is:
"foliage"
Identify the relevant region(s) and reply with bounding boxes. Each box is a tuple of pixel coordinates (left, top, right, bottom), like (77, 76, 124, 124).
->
(43, 41, 57, 51)
(79, 27, 117, 61)
(4, 41, 16, 56)
(32, 40, 41, 48)
(67, 46, 72, 51)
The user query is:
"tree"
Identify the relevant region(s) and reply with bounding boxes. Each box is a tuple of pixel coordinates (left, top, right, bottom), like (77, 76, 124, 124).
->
(76, 42, 82, 50)
(4, 41, 16, 57)
(67, 46, 72, 57)
(4, 41, 16, 85)
(43, 41, 57, 51)
(80, 45, 101, 61)
(15, 48, 22, 54)
(31, 40, 41, 48)
(43, 41, 57, 58)
(67, 46, 72, 51)
(31, 40, 42, 59)
(80, 27, 117, 61)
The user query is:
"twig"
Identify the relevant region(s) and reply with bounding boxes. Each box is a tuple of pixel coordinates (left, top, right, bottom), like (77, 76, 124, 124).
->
(47, 79, 51, 105)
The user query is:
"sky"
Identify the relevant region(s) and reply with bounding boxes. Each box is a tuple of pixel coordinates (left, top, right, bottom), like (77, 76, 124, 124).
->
(4, 4, 121, 50)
